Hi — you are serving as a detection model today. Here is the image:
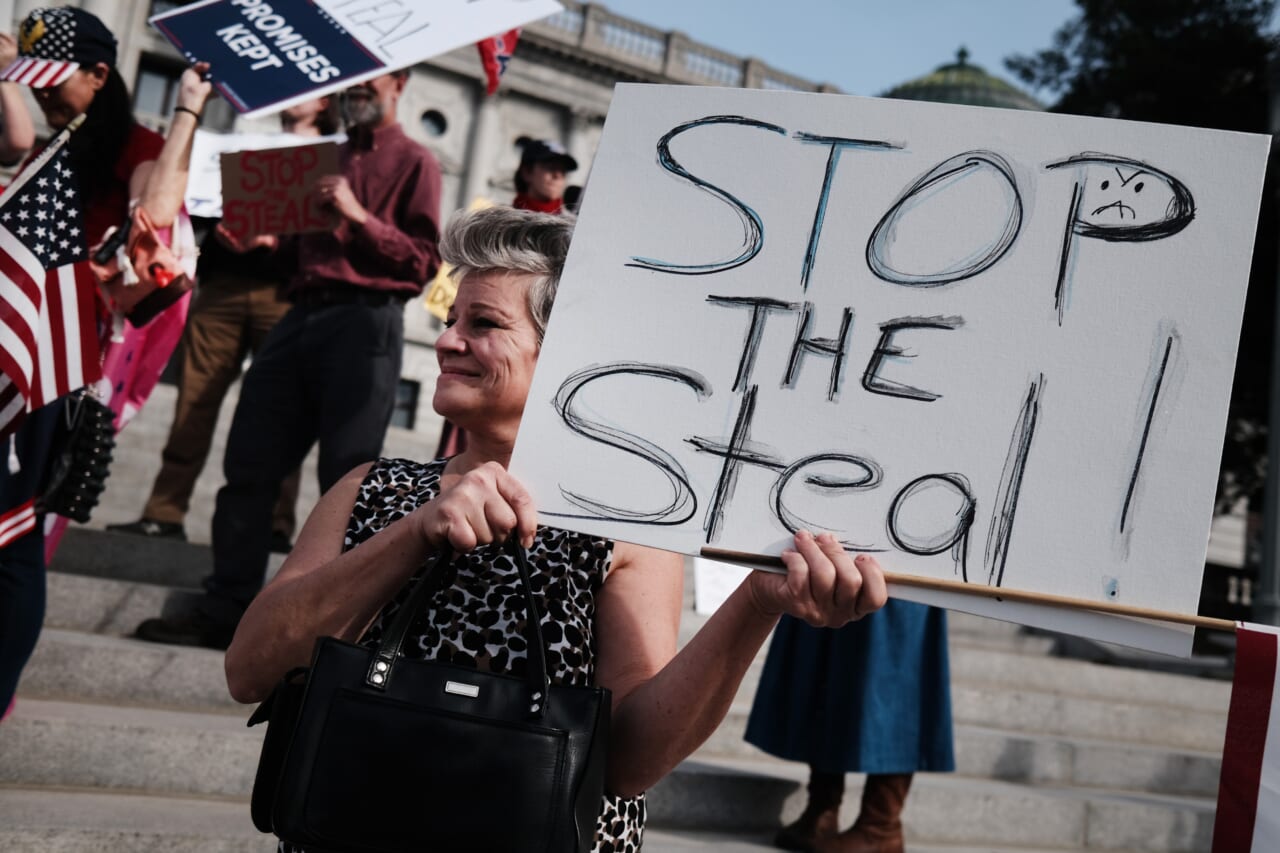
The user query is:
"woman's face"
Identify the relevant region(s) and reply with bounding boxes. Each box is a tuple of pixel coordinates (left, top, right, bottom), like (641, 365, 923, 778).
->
(34, 63, 107, 129)
(434, 270, 541, 432)
(521, 161, 567, 203)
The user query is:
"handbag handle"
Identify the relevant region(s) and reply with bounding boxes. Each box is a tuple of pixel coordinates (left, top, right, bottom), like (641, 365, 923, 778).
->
(364, 538, 553, 719)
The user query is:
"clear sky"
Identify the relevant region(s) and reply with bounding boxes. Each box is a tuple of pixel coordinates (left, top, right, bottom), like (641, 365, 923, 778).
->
(591, 0, 1082, 101)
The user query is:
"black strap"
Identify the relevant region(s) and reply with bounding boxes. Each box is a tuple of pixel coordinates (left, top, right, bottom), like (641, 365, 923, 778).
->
(366, 538, 552, 719)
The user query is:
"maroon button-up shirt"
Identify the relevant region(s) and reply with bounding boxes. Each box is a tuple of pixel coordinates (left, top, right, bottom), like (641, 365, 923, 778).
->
(283, 122, 442, 298)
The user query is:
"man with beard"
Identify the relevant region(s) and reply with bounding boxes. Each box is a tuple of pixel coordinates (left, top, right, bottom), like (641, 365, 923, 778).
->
(136, 70, 443, 649)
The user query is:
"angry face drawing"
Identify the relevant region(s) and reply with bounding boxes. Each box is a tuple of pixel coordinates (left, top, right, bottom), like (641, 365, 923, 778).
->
(1046, 153, 1195, 242)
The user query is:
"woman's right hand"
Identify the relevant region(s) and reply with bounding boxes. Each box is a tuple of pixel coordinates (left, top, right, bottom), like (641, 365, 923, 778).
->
(177, 61, 214, 116)
(415, 461, 537, 552)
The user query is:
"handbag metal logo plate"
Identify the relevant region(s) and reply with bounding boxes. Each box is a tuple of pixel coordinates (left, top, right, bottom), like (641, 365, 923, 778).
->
(444, 680, 480, 698)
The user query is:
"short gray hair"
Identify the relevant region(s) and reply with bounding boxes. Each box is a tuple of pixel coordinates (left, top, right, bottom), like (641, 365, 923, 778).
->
(439, 206, 574, 343)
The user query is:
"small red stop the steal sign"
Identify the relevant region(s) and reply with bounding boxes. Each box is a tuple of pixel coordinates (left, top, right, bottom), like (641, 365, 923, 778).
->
(220, 140, 339, 238)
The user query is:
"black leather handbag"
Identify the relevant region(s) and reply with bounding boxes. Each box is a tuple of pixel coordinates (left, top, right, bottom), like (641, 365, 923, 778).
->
(247, 540, 611, 853)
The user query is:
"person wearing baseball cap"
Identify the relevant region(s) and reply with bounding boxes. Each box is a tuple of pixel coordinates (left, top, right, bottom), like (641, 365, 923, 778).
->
(513, 136, 579, 214)
(0, 5, 117, 94)
(0, 6, 215, 724)
(0, 5, 205, 236)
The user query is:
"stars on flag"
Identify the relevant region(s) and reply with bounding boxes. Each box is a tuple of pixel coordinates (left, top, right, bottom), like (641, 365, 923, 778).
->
(0, 148, 86, 268)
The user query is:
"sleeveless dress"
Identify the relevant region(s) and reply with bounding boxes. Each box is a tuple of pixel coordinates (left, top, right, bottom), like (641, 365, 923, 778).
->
(278, 457, 646, 853)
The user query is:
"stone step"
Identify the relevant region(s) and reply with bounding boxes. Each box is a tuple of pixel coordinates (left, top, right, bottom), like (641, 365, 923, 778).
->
(0, 785, 1148, 853)
(43, 569, 1231, 720)
(45, 572, 200, 639)
(646, 756, 1215, 850)
(0, 788, 271, 853)
(718, 722, 1223, 799)
(48, 529, 285, 590)
(0, 699, 259, 799)
(2, 683, 1223, 808)
(28, 607, 1229, 757)
(643, 830, 1074, 853)
(0, 706, 1217, 851)
(706, 684, 1225, 759)
(18, 629, 240, 713)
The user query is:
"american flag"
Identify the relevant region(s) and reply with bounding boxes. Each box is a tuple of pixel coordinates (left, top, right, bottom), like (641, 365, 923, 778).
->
(0, 143, 97, 438)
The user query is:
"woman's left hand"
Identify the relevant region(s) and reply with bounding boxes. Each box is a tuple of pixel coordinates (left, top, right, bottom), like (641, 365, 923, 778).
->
(177, 61, 213, 116)
(746, 530, 888, 627)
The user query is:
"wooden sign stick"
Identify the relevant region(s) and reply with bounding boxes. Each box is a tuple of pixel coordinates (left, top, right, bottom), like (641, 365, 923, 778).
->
(700, 547, 1238, 633)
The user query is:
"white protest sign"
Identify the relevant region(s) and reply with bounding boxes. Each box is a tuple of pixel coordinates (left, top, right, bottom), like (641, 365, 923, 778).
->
(511, 84, 1271, 655)
(186, 129, 346, 219)
(151, 0, 562, 119)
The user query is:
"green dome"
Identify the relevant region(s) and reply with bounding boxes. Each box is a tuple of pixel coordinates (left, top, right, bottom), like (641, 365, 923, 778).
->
(881, 47, 1044, 111)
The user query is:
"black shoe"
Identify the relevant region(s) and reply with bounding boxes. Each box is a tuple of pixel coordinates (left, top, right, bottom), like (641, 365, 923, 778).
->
(106, 518, 187, 541)
(269, 531, 293, 554)
(135, 611, 236, 650)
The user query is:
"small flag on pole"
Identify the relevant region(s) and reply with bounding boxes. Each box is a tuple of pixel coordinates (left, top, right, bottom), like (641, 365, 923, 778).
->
(478, 28, 521, 96)
(0, 134, 97, 440)
(1214, 621, 1280, 852)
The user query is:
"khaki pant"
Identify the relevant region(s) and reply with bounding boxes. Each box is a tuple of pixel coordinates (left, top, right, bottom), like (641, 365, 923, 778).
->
(143, 277, 301, 537)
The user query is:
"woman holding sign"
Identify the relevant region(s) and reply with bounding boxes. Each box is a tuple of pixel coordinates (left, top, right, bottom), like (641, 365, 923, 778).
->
(0, 5, 211, 722)
(225, 206, 890, 850)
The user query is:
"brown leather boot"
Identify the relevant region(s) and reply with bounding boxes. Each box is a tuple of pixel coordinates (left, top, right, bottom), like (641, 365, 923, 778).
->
(774, 768, 845, 850)
(810, 773, 912, 853)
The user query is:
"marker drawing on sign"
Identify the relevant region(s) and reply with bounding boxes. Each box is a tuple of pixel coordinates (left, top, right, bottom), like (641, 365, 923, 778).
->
(627, 116, 786, 275)
(1120, 329, 1180, 539)
(550, 362, 711, 525)
(793, 131, 902, 292)
(1054, 182, 1083, 324)
(861, 316, 964, 403)
(887, 473, 977, 580)
(866, 151, 1023, 287)
(769, 453, 886, 552)
(706, 295, 800, 392)
(688, 384, 768, 543)
(1045, 153, 1196, 324)
(985, 374, 1045, 587)
(783, 303, 853, 401)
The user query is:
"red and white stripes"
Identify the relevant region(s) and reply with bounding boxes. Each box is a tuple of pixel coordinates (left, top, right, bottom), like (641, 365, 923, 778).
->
(0, 58, 78, 89)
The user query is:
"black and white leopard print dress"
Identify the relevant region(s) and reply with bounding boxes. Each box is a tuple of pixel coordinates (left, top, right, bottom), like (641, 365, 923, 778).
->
(277, 457, 646, 853)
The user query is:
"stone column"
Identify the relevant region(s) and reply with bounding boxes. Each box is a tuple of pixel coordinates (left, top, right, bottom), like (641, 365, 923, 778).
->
(565, 107, 594, 169)
(461, 87, 503, 206)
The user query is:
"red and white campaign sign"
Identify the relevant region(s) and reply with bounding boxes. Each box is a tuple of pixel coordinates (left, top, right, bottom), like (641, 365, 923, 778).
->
(219, 139, 338, 238)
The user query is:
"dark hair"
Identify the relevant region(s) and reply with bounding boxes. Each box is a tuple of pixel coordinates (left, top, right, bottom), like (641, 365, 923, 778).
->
(513, 135, 533, 194)
(66, 67, 134, 207)
(315, 97, 341, 136)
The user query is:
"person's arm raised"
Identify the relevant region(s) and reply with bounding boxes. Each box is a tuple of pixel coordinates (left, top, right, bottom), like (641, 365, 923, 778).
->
(132, 62, 212, 228)
(0, 34, 34, 165)
(595, 531, 888, 797)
